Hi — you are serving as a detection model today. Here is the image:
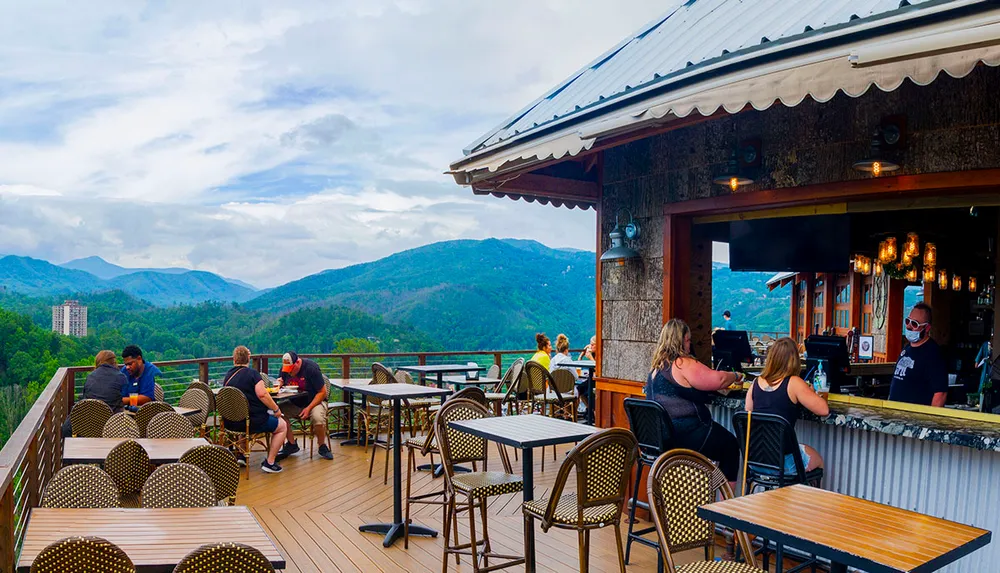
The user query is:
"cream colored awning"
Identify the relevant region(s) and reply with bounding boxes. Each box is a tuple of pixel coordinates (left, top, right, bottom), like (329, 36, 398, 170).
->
(450, 8, 1000, 183)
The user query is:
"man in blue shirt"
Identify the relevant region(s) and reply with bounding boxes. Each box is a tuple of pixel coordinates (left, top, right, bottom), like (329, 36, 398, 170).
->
(721, 310, 732, 330)
(120, 345, 160, 409)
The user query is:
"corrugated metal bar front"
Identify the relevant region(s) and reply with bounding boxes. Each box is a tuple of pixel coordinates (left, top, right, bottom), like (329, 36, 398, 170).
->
(710, 403, 998, 573)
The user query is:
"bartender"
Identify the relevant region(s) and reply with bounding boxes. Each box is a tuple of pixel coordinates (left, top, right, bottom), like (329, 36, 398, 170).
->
(888, 302, 948, 407)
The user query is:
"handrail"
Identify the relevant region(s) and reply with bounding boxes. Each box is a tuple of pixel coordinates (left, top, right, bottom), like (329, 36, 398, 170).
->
(0, 347, 586, 570)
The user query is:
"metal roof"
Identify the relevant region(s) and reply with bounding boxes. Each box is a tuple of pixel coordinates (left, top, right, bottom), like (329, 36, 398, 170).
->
(463, 0, 952, 157)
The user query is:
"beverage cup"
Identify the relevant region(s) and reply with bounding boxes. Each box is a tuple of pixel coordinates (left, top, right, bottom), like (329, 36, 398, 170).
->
(129, 392, 138, 408)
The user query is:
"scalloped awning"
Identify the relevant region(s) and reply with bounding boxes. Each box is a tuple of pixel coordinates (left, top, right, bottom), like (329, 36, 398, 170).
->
(450, 9, 1000, 183)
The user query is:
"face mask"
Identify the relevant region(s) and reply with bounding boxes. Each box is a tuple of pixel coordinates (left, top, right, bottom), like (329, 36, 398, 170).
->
(904, 329, 923, 344)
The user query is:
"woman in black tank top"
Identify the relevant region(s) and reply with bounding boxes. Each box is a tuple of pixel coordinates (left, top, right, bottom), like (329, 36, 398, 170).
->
(646, 319, 744, 483)
(745, 338, 830, 473)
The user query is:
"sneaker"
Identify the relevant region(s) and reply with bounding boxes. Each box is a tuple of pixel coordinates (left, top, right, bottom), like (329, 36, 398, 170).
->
(235, 452, 247, 467)
(318, 444, 334, 460)
(275, 441, 300, 462)
(261, 460, 283, 473)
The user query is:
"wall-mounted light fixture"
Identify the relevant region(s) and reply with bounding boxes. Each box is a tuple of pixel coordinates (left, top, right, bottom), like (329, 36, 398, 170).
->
(600, 209, 641, 266)
(713, 131, 760, 192)
(854, 118, 903, 176)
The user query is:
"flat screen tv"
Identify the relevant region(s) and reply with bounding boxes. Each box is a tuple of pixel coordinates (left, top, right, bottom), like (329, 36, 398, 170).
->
(729, 215, 851, 273)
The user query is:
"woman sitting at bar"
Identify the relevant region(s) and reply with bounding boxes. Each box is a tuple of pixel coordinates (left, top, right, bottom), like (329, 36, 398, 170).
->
(646, 318, 743, 484)
(745, 337, 829, 473)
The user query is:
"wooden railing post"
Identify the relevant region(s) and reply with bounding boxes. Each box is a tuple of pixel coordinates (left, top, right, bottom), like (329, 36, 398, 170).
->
(199, 362, 209, 384)
(493, 353, 502, 368)
(261, 357, 269, 376)
(418, 354, 427, 366)
(341, 357, 351, 380)
(0, 483, 13, 572)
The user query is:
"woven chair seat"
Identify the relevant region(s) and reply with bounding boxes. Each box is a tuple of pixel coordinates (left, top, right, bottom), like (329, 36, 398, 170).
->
(451, 471, 523, 498)
(328, 401, 349, 409)
(676, 560, 763, 572)
(532, 391, 575, 403)
(405, 398, 438, 407)
(120, 492, 142, 508)
(523, 493, 619, 526)
(484, 392, 512, 402)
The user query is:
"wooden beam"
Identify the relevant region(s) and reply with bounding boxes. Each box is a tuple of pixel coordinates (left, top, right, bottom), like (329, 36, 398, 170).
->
(693, 203, 847, 224)
(665, 169, 1000, 217)
(663, 215, 693, 323)
(595, 154, 605, 386)
(473, 173, 598, 202)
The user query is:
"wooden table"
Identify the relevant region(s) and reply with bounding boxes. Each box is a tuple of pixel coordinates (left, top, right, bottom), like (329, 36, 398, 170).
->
(63, 438, 210, 465)
(328, 378, 372, 445)
(447, 414, 597, 572)
(397, 364, 485, 386)
(344, 383, 452, 547)
(174, 406, 199, 417)
(18, 506, 285, 572)
(698, 484, 991, 573)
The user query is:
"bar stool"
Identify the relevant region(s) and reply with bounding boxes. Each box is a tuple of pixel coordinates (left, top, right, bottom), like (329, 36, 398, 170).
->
(623, 398, 673, 573)
(733, 411, 823, 573)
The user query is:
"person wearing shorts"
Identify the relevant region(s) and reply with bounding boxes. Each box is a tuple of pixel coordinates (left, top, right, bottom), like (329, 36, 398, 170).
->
(277, 352, 333, 460)
(222, 346, 290, 473)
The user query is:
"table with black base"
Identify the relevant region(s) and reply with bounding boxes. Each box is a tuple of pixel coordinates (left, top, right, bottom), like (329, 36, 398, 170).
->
(560, 359, 596, 424)
(699, 484, 991, 573)
(447, 414, 597, 572)
(345, 382, 452, 547)
(398, 364, 486, 386)
(328, 378, 372, 446)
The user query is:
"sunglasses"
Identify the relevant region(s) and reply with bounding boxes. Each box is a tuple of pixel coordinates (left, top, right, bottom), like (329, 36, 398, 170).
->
(904, 318, 928, 329)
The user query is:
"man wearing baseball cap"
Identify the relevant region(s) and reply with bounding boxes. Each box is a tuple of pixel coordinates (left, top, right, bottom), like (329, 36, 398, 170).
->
(277, 351, 333, 460)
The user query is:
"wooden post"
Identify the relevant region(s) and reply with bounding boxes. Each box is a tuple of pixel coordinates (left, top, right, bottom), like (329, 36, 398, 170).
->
(25, 437, 38, 510)
(663, 214, 693, 322)
(198, 362, 209, 384)
(261, 357, 269, 376)
(0, 483, 13, 573)
(418, 354, 427, 366)
(824, 275, 836, 333)
(887, 279, 907, 360)
(493, 353, 502, 368)
(804, 274, 816, 336)
(341, 356, 351, 380)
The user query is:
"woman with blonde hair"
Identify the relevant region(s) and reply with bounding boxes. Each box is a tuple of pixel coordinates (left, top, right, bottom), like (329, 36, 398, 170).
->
(646, 319, 743, 482)
(549, 334, 578, 381)
(745, 337, 828, 473)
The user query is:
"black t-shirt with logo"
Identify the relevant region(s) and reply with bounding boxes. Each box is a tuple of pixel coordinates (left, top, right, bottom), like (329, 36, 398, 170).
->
(888, 339, 948, 406)
(223, 366, 270, 428)
(280, 358, 325, 408)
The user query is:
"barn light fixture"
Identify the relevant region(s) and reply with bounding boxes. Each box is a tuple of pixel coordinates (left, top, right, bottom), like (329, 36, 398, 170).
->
(600, 209, 641, 265)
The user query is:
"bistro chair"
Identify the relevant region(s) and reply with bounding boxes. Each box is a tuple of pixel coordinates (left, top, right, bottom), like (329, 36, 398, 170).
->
(146, 411, 196, 439)
(216, 386, 270, 480)
(549, 368, 580, 421)
(102, 412, 140, 439)
(484, 358, 524, 417)
(154, 382, 165, 402)
(179, 444, 241, 506)
(647, 449, 761, 572)
(522, 428, 638, 573)
(141, 462, 216, 508)
(524, 361, 562, 469)
(623, 398, 675, 572)
(135, 401, 174, 438)
(396, 369, 436, 431)
(403, 417, 451, 549)
(29, 536, 135, 573)
(41, 465, 120, 509)
(436, 398, 524, 572)
(486, 363, 501, 379)
(186, 381, 217, 441)
(325, 375, 350, 435)
(449, 386, 511, 472)
(69, 399, 113, 438)
(732, 411, 823, 571)
(178, 388, 209, 437)
(173, 542, 274, 572)
(104, 439, 152, 508)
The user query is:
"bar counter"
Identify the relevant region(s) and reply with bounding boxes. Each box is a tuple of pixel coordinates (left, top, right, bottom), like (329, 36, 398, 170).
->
(710, 393, 1000, 452)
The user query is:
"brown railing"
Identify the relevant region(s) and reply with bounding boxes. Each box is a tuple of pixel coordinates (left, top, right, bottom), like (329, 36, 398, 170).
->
(0, 348, 579, 570)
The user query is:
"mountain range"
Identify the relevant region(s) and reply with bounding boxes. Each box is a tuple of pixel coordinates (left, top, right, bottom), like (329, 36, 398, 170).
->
(0, 239, 791, 351)
(0, 255, 257, 306)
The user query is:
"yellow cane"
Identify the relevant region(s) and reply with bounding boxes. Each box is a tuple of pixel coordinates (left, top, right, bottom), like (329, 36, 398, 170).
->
(741, 409, 752, 497)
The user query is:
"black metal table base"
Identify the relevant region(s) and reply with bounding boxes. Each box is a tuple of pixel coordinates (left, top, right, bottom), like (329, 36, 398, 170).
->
(417, 463, 471, 477)
(359, 522, 437, 548)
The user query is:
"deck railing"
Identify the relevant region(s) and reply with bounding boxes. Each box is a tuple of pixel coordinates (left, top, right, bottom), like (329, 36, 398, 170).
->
(0, 348, 578, 569)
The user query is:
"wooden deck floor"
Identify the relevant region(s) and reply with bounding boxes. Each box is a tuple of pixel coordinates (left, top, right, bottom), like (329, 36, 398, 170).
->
(235, 437, 686, 572)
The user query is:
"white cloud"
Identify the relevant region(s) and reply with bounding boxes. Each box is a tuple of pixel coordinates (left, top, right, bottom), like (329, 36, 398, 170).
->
(0, 0, 669, 285)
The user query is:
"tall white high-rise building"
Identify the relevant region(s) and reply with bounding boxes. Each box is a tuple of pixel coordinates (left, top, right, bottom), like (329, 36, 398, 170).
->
(52, 300, 87, 337)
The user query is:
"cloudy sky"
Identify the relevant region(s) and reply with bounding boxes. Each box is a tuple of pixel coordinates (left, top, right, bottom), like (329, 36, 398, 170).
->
(0, 0, 673, 288)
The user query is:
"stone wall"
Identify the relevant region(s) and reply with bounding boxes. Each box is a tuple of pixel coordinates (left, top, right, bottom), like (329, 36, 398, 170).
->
(600, 65, 1000, 381)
